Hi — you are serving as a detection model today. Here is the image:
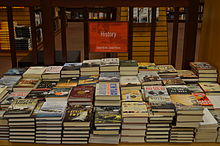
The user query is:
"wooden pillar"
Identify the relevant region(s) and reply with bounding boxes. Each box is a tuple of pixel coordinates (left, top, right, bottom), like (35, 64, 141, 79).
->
(7, 6, 17, 67)
(150, 7, 157, 63)
(171, 7, 179, 67)
(84, 7, 89, 60)
(128, 6, 133, 60)
(182, 0, 199, 69)
(60, 7, 67, 63)
(41, 0, 55, 65)
(30, 7, 38, 65)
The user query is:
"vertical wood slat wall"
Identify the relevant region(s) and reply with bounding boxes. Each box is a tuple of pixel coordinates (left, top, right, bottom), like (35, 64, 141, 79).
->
(0, 7, 30, 51)
(117, 7, 169, 64)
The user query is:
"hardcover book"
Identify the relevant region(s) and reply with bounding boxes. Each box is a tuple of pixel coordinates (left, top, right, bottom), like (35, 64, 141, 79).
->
(61, 63, 82, 74)
(192, 93, 213, 106)
(122, 102, 148, 117)
(81, 59, 100, 71)
(186, 84, 204, 93)
(43, 66, 63, 74)
(36, 81, 57, 89)
(190, 62, 217, 73)
(0, 76, 21, 89)
(23, 66, 46, 78)
(138, 62, 156, 70)
(177, 70, 198, 79)
(25, 89, 50, 101)
(199, 82, 220, 94)
(63, 105, 92, 126)
(4, 68, 26, 76)
(69, 86, 94, 101)
(95, 82, 120, 97)
(162, 78, 186, 85)
(166, 85, 191, 95)
(144, 86, 169, 97)
(47, 88, 71, 98)
(14, 78, 40, 88)
(120, 60, 138, 67)
(56, 78, 78, 88)
(157, 65, 177, 74)
(120, 76, 141, 86)
(95, 106, 121, 125)
(100, 58, 119, 66)
(99, 72, 120, 82)
(121, 90, 143, 102)
(78, 75, 99, 86)
(138, 71, 162, 85)
(149, 96, 175, 112)
(4, 99, 38, 118)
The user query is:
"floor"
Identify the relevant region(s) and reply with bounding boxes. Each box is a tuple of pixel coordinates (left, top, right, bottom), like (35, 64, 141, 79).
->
(0, 22, 201, 76)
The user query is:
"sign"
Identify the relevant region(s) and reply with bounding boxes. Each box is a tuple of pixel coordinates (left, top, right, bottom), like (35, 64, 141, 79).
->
(89, 22, 128, 52)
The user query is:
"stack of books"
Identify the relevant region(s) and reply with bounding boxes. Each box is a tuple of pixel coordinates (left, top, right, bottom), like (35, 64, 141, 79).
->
(68, 86, 94, 106)
(0, 86, 8, 100)
(4, 99, 38, 143)
(186, 84, 204, 93)
(166, 85, 191, 95)
(120, 60, 138, 76)
(99, 72, 120, 82)
(80, 60, 100, 76)
(90, 106, 121, 144)
(61, 63, 82, 78)
(121, 89, 143, 102)
(199, 82, 220, 96)
(192, 93, 214, 109)
(157, 65, 178, 76)
(22, 67, 46, 79)
(146, 96, 175, 142)
(3, 68, 26, 77)
(13, 78, 41, 92)
(138, 62, 155, 72)
(56, 78, 78, 88)
(100, 58, 119, 72)
(95, 82, 120, 107)
(143, 86, 169, 102)
(190, 62, 218, 82)
(35, 98, 67, 144)
(42, 66, 63, 81)
(138, 71, 162, 86)
(0, 112, 9, 140)
(195, 108, 218, 142)
(0, 76, 21, 91)
(120, 76, 141, 90)
(177, 70, 198, 83)
(170, 127, 195, 143)
(121, 102, 148, 143)
(62, 105, 92, 144)
(78, 75, 99, 86)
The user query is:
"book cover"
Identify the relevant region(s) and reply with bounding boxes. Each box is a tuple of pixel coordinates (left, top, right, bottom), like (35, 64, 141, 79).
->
(99, 72, 120, 82)
(36, 98, 67, 117)
(157, 65, 177, 74)
(144, 65, 160, 71)
(177, 70, 198, 79)
(122, 102, 148, 117)
(82, 59, 101, 67)
(69, 86, 94, 101)
(170, 95, 202, 111)
(0, 91, 29, 106)
(149, 96, 175, 110)
(25, 89, 50, 100)
(23, 66, 46, 75)
(95, 106, 121, 124)
(47, 88, 71, 98)
(78, 75, 99, 86)
(120, 60, 138, 67)
(199, 82, 220, 93)
(56, 78, 78, 87)
(192, 93, 213, 106)
(95, 82, 120, 96)
(120, 76, 141, 86)
(144, 86, 169, 97)
(138, 71, 161, 83)
(0, 76, 21, 88)
(190, 62, 216, 71)
(162, 78, 186, 85)
(186, 84, 204, 93)
(138, 62, 156, 70)
(100, 58, 119, 66)
(166, 85, 191, 95)
(4, 99, 38, 117)
(44, 66, 63, 74)
(121, 90, 143, 102)
(15, 78, 40, 88)
(36, 81, 57, 89)
(63, 62, 82, 68)
(64, 105, 92, 123)
(4, 68, 26, 76)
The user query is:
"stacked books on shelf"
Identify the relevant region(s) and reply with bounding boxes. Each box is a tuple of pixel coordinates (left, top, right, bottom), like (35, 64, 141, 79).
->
(42, 66, 63, 81)
(121, 102, 148, 143)
(120, 60, 138, 76)
(100, 58, 119, 72)
(61, 63, 82, 78)
(0, 111, 9, 140)
(90, 106, 121, 144)
(62, 105, 92, 144)
(190, 62, 218, 82)
(80, 60, 100, 76)
(177, 70, 199, 83)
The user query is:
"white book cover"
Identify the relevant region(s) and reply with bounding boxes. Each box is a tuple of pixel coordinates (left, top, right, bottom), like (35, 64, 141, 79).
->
(44, 66, 63, 74)
(120, 76, 141, 86)
(23, 66, 47, 75)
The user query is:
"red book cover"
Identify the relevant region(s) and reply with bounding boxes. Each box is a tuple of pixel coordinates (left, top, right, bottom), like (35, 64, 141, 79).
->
(69, 86, 95, 101)
(192, 93, 213, 106)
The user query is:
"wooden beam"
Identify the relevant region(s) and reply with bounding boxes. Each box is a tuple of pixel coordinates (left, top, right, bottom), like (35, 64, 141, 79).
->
(60, 7, 67, 63)
(41, 0, 56, 65)
(128, 6, 133, 60)
(83, 7, 89, 60)
(30, 7, 38, 65)
(171, 7, 179, 67)
(7, 6, 17, 67)
(182, 0, 199, 69)
(150, 7, 157, 63)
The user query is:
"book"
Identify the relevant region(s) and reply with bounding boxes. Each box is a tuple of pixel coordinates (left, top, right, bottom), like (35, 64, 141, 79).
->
(120, 60, 138, 71)
(0, 86, 8, 100)
(149, 96, 175, 112)
(78, 75, 99, 86)
(143, 86, 169, 97)
(69, 86, 94, 102)
(36, 81, 57, 90)
(99, 72, 120, 82)
(23, 67, 47, 79)
(95, 106, 121, 126)
(186, 84, 204, 93)
(0, 76, 21, 90)
(81, 59, 100, 71)
(199, 82, 220, 95)
(36, 98, 67, 118)
(47, 88, 71, 98)
(25, 89, 50, 101)
(4, 99, 38, 118)
(43, 66, 63, 74)
(121, 90, 143, 102)
(95, 82, 120, 100)
(63, 105, 92, 127)
(4, 68, 26, 76)
(138, 71, 162, 85)
(190, 62, 217, 73)
(62, 63, 82, 74)
(120, 76, 141, 87)
(192, 93, 213, 106)
(122, 102, 148, 118)
(157, 65, 177, 74)
(166, 85, 191, 95)
(138, 62, 156, 71)
(56, 78, 78, 88)
(100, 58, 119, 66)
(177, 70, 198, 79)
(13, 78, 41, 92)
(162, 78, 186, 85)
